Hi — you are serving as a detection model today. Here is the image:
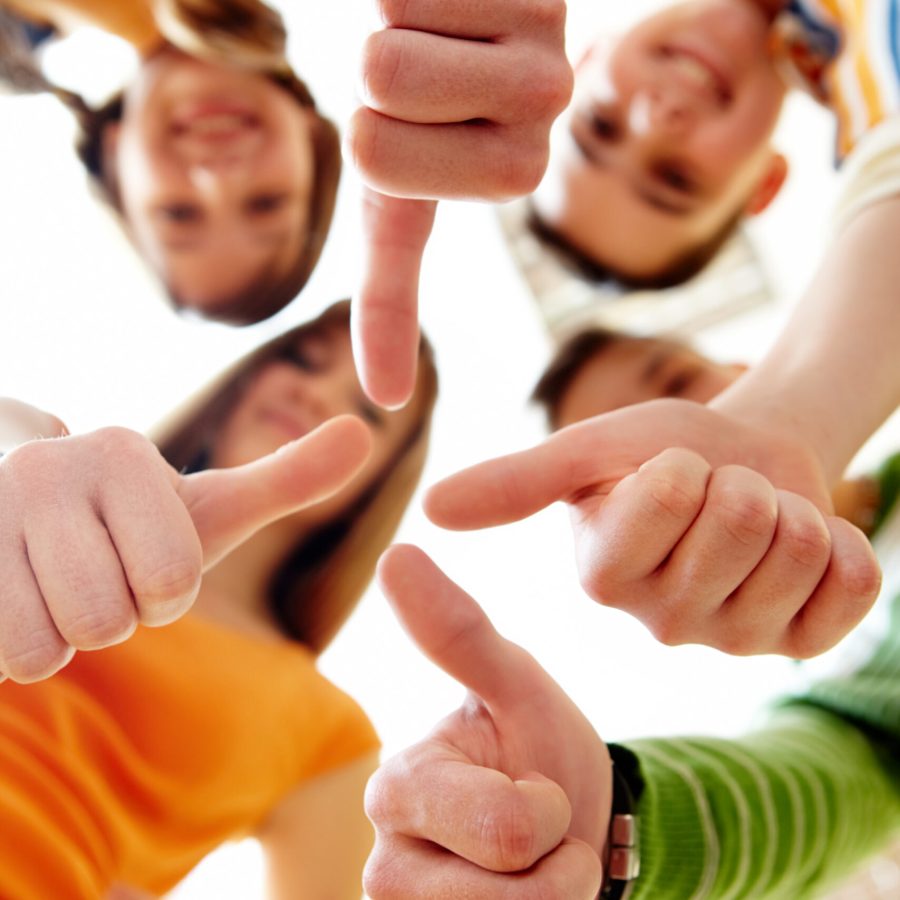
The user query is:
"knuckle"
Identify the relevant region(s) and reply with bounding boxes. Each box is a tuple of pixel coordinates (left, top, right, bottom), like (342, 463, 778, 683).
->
(477, 798, 537, 871)
(58, 601, 137, 650)
(93, 425, 147, 457)
(3, 631, 70, 682)
(648, 608, 692, 647)
(519, 58, 573, 121)
(488, 138, 549, 200)
(780, 518, 831, 569)
(345, 108, 379, 181)
(575, 552, 622, 606)
(363, 845, 405, 900)
(361, 31, 404, 107)
(715, 625, 762, 657)
(363, 768, 398, 827)
(785, 619, 838, 659)
(715, 487, 777, 546)
(5, 439, 55, 487)
(645, 473, 704, 521)
(839, 556, 882, 606)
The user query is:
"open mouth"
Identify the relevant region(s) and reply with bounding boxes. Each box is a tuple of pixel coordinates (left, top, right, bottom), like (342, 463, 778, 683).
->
(170, 103, 261, 139)
(258, 408, 315, 442)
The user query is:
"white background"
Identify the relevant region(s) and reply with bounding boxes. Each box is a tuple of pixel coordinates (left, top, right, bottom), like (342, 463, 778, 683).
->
(1, 1, 898, 896)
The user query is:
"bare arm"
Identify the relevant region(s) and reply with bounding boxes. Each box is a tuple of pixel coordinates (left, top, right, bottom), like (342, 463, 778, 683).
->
(713, 194, 900, 485)
(257, 751, 378, 900)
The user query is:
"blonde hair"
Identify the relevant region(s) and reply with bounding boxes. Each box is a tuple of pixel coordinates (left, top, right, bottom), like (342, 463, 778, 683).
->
(153, 301, 439, 653)
(155, 0, 290, 72)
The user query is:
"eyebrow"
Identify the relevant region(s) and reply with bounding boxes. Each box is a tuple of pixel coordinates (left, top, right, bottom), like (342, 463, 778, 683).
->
(571, 128, 695, 218)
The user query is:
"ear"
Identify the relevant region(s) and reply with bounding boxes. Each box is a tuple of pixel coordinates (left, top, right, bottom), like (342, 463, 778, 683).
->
(744, 151, 788, 216)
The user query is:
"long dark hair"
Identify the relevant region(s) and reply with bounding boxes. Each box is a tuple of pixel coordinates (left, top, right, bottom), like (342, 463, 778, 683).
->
(152, 301, 439, 652)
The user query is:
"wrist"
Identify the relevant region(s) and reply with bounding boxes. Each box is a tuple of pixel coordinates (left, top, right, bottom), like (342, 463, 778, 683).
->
(598, 744, 643, 900)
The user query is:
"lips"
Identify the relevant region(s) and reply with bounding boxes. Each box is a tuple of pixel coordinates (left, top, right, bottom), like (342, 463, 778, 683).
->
(170, 102, 261, 140)
(258, 407, 316, 443)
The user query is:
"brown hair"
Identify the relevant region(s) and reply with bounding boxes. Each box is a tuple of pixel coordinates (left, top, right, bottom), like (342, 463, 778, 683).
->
(3, 0, 341, 326)
(153, 300, 439, 653)
(531, 327, 633, 430)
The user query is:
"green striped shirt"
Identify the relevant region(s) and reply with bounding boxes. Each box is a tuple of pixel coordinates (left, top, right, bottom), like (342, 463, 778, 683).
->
(626, 459, 900, 898)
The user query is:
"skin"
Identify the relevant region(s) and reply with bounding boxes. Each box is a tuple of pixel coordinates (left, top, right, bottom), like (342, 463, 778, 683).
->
(348, 0, 573, 406)
(197, 322, 424, 635)
(364, 545, 608, 900)
(555, 337, 744, 427)
(532, 0, 789, 281)
(0, 398, 68, 451)
(555, 336, 881, 533)
(106, 48, 315, 316)
(0, 416, 370, 683)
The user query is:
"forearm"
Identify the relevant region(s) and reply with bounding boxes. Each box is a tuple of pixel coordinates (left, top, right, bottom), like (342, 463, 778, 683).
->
(0, 398, 68, 453)
(625, 705, 900, 899)
(712, 194, 900, 485)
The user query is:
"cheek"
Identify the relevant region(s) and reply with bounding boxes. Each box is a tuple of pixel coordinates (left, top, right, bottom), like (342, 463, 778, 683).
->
(260, 102, 314, 177)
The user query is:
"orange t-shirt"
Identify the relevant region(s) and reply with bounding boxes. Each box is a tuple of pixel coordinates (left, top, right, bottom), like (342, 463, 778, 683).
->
(0, 614, 379, 898)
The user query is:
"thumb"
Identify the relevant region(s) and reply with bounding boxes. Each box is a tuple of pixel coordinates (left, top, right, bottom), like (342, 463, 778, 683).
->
(353, 188, 437, 409)
(181, 415, 372, 569)
(377, 544, 550, 713)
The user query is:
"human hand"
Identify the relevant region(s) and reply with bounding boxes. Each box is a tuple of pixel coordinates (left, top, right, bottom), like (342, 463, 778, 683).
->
(0, 397, 68, 452)
(348, 0, 573, 407)
(0, 416, 370, 683)
(426, 400, 881, 658)
(364, 545, 608, 899)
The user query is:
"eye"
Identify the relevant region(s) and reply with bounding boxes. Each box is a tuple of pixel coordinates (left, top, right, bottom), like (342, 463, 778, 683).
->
(357, 400, 385, 428)
(663, 367, 699, 397)
(158, 203, 201, 224)
(279, 345, 322, 372)
(246, 193, 288, 216)
(279, 334, 333, 372)
(590, 112, 620, 141)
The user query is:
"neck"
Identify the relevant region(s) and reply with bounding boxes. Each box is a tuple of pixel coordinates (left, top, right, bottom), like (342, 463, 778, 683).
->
(194, 519, 308, 638)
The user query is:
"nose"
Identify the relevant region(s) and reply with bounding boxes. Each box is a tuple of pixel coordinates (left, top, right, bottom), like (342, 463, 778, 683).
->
(186, 159, 248, 206)
(283, 365, 359, 425)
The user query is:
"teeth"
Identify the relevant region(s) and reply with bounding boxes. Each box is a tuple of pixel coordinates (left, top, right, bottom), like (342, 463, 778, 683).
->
(672, 54, 717, 91)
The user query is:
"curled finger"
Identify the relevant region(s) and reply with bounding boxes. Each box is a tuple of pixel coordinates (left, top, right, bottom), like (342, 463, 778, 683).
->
(364, 832, 601, 900)
(784, 516, 881, 658)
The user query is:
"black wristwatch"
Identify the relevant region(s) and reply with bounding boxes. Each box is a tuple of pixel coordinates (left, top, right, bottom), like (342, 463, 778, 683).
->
(599, 744, 644, 899)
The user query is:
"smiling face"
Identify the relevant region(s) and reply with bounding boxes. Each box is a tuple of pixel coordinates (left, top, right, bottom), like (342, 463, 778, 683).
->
(107, 48, 316, 317)
(532, 0, 788, 283)
(210, 320, 423, 512)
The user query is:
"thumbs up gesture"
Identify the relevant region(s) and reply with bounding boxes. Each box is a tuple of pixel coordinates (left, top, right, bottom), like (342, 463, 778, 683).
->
(348, 0, 573, 407)
(364, 545, 609, 899)
(0, 416, 370, 683)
